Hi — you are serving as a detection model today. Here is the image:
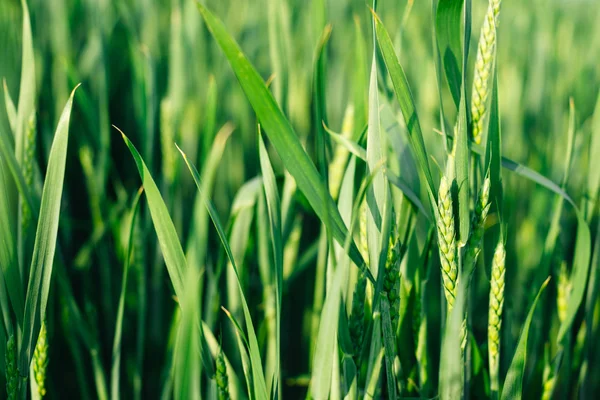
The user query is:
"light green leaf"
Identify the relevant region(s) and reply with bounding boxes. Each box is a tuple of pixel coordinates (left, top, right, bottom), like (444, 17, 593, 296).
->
(16, 0, 36, 165)
(119, 128, 185, 299)
(501, 277, 550, 399)
(258, 130, 282, 398)
(373, 11, 437, 213)
(366, 34, 387, 279)
(586, 92, 600, 216)
(3, 80, 17, 135)
(173, 265, 202, 400)
(0, 157, 16, 334)
(483, 67, 503, 216)
(439, 277, 465, 400)
(20, 85, 78, 374)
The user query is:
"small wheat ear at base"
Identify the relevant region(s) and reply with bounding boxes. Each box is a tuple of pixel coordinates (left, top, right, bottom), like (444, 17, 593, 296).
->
(488, 239, 506, 392)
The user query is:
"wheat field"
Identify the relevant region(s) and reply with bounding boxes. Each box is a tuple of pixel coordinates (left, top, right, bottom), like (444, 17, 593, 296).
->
(0, 0, 600, 399)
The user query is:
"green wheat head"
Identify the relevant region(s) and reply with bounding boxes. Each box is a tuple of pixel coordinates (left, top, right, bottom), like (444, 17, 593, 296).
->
(5, 335, 18, 400)
(33, 322, 49, 398)
(215, 347, 230, 400)
(488, 239, 506, 389)
(471, 0, 502, 144)
(436, 176, 458, 311)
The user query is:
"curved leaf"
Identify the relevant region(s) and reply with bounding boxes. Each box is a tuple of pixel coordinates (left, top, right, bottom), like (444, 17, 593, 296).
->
(501, 277, 550, 399)
(197, 3, 365, 273)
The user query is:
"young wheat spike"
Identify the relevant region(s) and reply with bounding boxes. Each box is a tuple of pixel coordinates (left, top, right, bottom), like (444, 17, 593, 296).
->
(215, 347, 230, 400)
(349, 270, 367, 359)
(5, 335, 18, 400)
(21, 112, 36, 237)
(384, 215, 402, 329)
(557, 262, 570, 323)
(471, 0, 502, 144)
(436, 176, 458, 311)
(541, 345, 556, 400)
(383, 216, 400, 295)
(463, 176, 491, 275)
(488, 239, 506, 392)
(33, 321, 49, 397)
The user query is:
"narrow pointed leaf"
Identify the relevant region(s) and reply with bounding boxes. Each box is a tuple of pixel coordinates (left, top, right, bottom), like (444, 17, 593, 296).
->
(373, 11, 437, 212)
(119, 129, 185, 299)
(20, 86, 78, 374)
(177, 145, 269, 400)
(501, 277, 550, 399)
(111, 188, 143, 400)
(258, 130, 283, 398)
(197, 3, 365, 271)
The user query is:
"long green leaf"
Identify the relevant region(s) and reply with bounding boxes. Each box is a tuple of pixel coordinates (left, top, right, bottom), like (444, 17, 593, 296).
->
(366, 21, 388, 279)
(258, 131, 282, 398)
(483, 67, 503, 216)
(0, 150, 24, 327)
(373, 11, 437, 213)
(177, 145, 269, 400)
(0, 123, 36, 219)
(197, 3, 366, 273)
(454, 0, 470, 245)
(0, 157, 16, 335)
(439, 277, 466, 400)
(20, 85, 78, 374)
(586, 92, 600, 216)
(311, 158, 383, 399)
(173, 265, 202, 400)
(118, 128, 185, 299)
(16, 0, 36, 165)
(111, 188, 143, 400)
(501, 277, 550, 399)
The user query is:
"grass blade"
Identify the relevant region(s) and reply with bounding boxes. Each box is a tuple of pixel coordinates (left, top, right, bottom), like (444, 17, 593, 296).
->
(3, 79, 17, 135)
(173, 268, 202, 400)
(15, 0, 36, 165)
(258, 130, 283, 398)
(197, 3, 366, 273)
(111, 187, 143, 400)
(439, 278, 466, 400)
(20, 85, 78, 375)
(177, 145, 269, 400)
(365, 18, 388, 279)
(501, 277, 551, 399)
(118, 128, 185, 299)
(373, 11, 437, 212)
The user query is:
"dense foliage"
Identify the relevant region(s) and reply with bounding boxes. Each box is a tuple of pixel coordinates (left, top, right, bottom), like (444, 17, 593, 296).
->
(0, 0, 599, 399)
